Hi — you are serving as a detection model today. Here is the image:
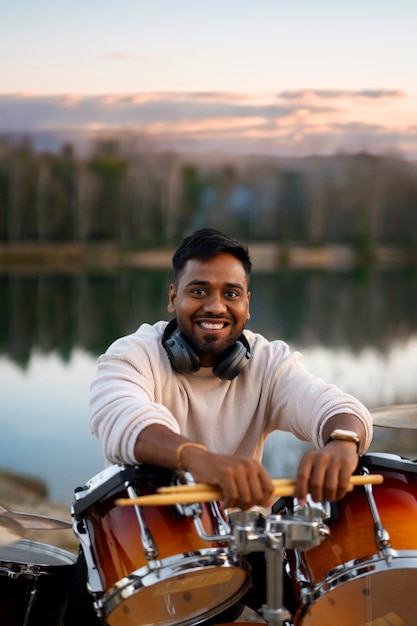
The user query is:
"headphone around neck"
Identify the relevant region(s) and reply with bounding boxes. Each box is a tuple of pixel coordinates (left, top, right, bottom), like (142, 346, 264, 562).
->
(162, 318, 251, 380)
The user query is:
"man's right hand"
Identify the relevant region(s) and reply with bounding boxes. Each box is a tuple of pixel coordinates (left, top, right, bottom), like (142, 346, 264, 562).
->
(183, 447, 275, 510)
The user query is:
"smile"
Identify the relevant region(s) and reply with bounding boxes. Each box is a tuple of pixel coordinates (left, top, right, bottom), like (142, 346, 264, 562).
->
(200, 322, 226, 330)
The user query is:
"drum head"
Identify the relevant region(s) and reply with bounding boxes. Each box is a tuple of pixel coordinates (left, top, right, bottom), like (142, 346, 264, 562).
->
(0, 538, 76, 569)
(105, 563, 249, 626)
(296, 558, 417, 626)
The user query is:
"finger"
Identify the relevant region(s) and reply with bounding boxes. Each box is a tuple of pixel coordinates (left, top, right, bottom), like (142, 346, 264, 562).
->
(233, 474, 253, 509)
(334, 463, 354, 500)
(259, 469, 275, 505)
(308, 458, 330, 503)
(232, 464, 263, 509)
(223, 461, 273, 510)
(247, 468, 274, 508)
(294, 452, 315, 505)
(221, 461, 254, 509)
(220, 474, 240, 509)
(321, 467, 341, 502)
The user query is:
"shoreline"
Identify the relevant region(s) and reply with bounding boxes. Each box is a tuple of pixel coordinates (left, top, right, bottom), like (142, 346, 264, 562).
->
(0, 468, 77, 554)
(0, 242, 416, 272)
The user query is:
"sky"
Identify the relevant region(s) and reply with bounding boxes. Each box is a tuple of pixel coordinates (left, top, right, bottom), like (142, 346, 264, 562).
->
(1, 0, 417, 158)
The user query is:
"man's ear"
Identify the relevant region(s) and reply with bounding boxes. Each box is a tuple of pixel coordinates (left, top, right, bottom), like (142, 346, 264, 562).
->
(167, 283, 176, 313)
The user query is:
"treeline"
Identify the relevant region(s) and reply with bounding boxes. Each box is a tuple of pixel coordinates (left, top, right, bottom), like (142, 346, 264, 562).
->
(1, 135, 417, 248)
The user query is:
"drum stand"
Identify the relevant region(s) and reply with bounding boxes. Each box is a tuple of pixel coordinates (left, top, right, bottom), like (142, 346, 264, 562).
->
(230, 511, 329, 626)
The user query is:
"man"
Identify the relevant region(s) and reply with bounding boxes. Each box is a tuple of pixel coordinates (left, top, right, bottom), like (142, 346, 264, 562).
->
(68, 228, 372, 624)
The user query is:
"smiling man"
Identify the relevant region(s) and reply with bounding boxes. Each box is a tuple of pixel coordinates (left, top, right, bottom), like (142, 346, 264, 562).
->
(90, 228, 371, 509)
(67, 228, 373, 625)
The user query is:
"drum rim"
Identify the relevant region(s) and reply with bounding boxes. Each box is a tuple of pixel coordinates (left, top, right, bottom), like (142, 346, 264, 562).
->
(0, 538, 77, 568)
(359, 452, 417, 474)
(73, 463, 179, 516)
(298, 550, 417, 607)
(96, 549, 251, 625)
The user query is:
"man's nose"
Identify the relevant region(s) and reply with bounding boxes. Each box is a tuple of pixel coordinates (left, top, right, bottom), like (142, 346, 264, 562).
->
(203, 292, 227, 314)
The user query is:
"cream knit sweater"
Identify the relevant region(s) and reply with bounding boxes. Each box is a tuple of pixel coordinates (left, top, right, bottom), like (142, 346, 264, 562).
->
(89, 321, 373, 466)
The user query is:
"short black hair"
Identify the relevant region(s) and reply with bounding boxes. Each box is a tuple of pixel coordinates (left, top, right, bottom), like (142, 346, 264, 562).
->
(172, 228, 252, 283)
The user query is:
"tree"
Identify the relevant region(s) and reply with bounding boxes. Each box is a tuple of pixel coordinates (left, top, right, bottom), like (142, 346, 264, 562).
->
(88, 141, 127, 240)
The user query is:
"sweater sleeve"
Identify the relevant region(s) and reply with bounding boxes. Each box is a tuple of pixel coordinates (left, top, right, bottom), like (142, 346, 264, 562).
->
(89, 338, 181, 465)
(260, 339, 373, 452)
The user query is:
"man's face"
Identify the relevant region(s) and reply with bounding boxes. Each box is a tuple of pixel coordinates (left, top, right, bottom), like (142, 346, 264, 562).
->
(168, 253, 251, 366)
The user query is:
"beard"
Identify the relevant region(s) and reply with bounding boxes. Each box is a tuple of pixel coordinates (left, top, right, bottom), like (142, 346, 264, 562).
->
(178, 322, 244, 357)
(191, 333, 230, 355)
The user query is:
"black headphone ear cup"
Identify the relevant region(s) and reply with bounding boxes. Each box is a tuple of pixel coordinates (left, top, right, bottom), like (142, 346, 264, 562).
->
(213, 340, 250, 380)
(162, 318, 251, 379)
(163, 333, 201, 374)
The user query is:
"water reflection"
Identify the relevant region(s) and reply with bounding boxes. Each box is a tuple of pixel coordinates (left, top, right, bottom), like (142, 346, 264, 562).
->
(0, 269, 173, 368)
(2, 266, 417, 368)
(1, 267, 417, 501)
(0, 349, 102, 502)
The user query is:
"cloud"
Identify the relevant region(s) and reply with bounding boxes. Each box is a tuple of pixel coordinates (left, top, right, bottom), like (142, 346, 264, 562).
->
(0, 90, 416, 160)
(280, 89, 405, 101)
(0, 93, 332, 127)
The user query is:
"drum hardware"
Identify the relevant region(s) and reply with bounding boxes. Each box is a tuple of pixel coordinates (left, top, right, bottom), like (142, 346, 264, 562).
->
(126, 483, 158, 559)
(292, 497, 331, 523)
(229, 511, 329, 626)
(193, 500, 236, 543)
(361, 468, 391, 558)
(24, 586, 37, 626)
(73, 516, 103, 594)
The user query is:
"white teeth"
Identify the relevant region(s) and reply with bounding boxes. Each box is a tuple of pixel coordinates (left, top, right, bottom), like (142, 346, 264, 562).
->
(201, 322, 224, 330)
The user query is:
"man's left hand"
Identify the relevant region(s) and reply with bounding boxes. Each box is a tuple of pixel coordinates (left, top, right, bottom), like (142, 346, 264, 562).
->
(294, 440, 359, 505)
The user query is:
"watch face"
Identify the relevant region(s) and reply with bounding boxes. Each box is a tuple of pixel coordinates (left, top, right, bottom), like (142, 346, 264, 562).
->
(331, 429, 359, 440)
(327, 429, 360, 452)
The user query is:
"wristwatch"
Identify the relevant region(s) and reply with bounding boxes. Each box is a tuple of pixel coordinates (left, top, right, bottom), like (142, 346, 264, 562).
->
(325, 429, 360, 453)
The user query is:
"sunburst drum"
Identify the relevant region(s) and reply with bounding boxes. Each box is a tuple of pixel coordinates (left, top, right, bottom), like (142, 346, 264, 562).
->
(72, 464, 250, 626)
(288, 453, 417, 626)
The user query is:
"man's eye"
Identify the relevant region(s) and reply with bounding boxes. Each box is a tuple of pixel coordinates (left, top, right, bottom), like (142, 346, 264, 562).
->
(191, 288, 206, 295)
(225, 291, 239, 298)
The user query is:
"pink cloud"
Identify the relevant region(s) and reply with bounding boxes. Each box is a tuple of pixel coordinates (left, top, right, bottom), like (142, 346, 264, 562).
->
(280, 89, 404, 102)
(0, 90, 416, 160)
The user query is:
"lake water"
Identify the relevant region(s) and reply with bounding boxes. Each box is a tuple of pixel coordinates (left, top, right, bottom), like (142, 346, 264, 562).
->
(1, 266, 417, 503)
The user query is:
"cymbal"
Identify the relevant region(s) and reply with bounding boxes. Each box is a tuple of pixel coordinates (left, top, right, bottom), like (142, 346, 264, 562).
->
(0, 514, 25, 546)
(371, 403, 417, 429)
(0, 509, 71, 530)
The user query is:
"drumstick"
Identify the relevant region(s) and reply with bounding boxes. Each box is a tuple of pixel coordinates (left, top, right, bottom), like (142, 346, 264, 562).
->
(115, 474, 383, 507)
(158, 477, 297, 494)
(157, 474, 383, 495)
